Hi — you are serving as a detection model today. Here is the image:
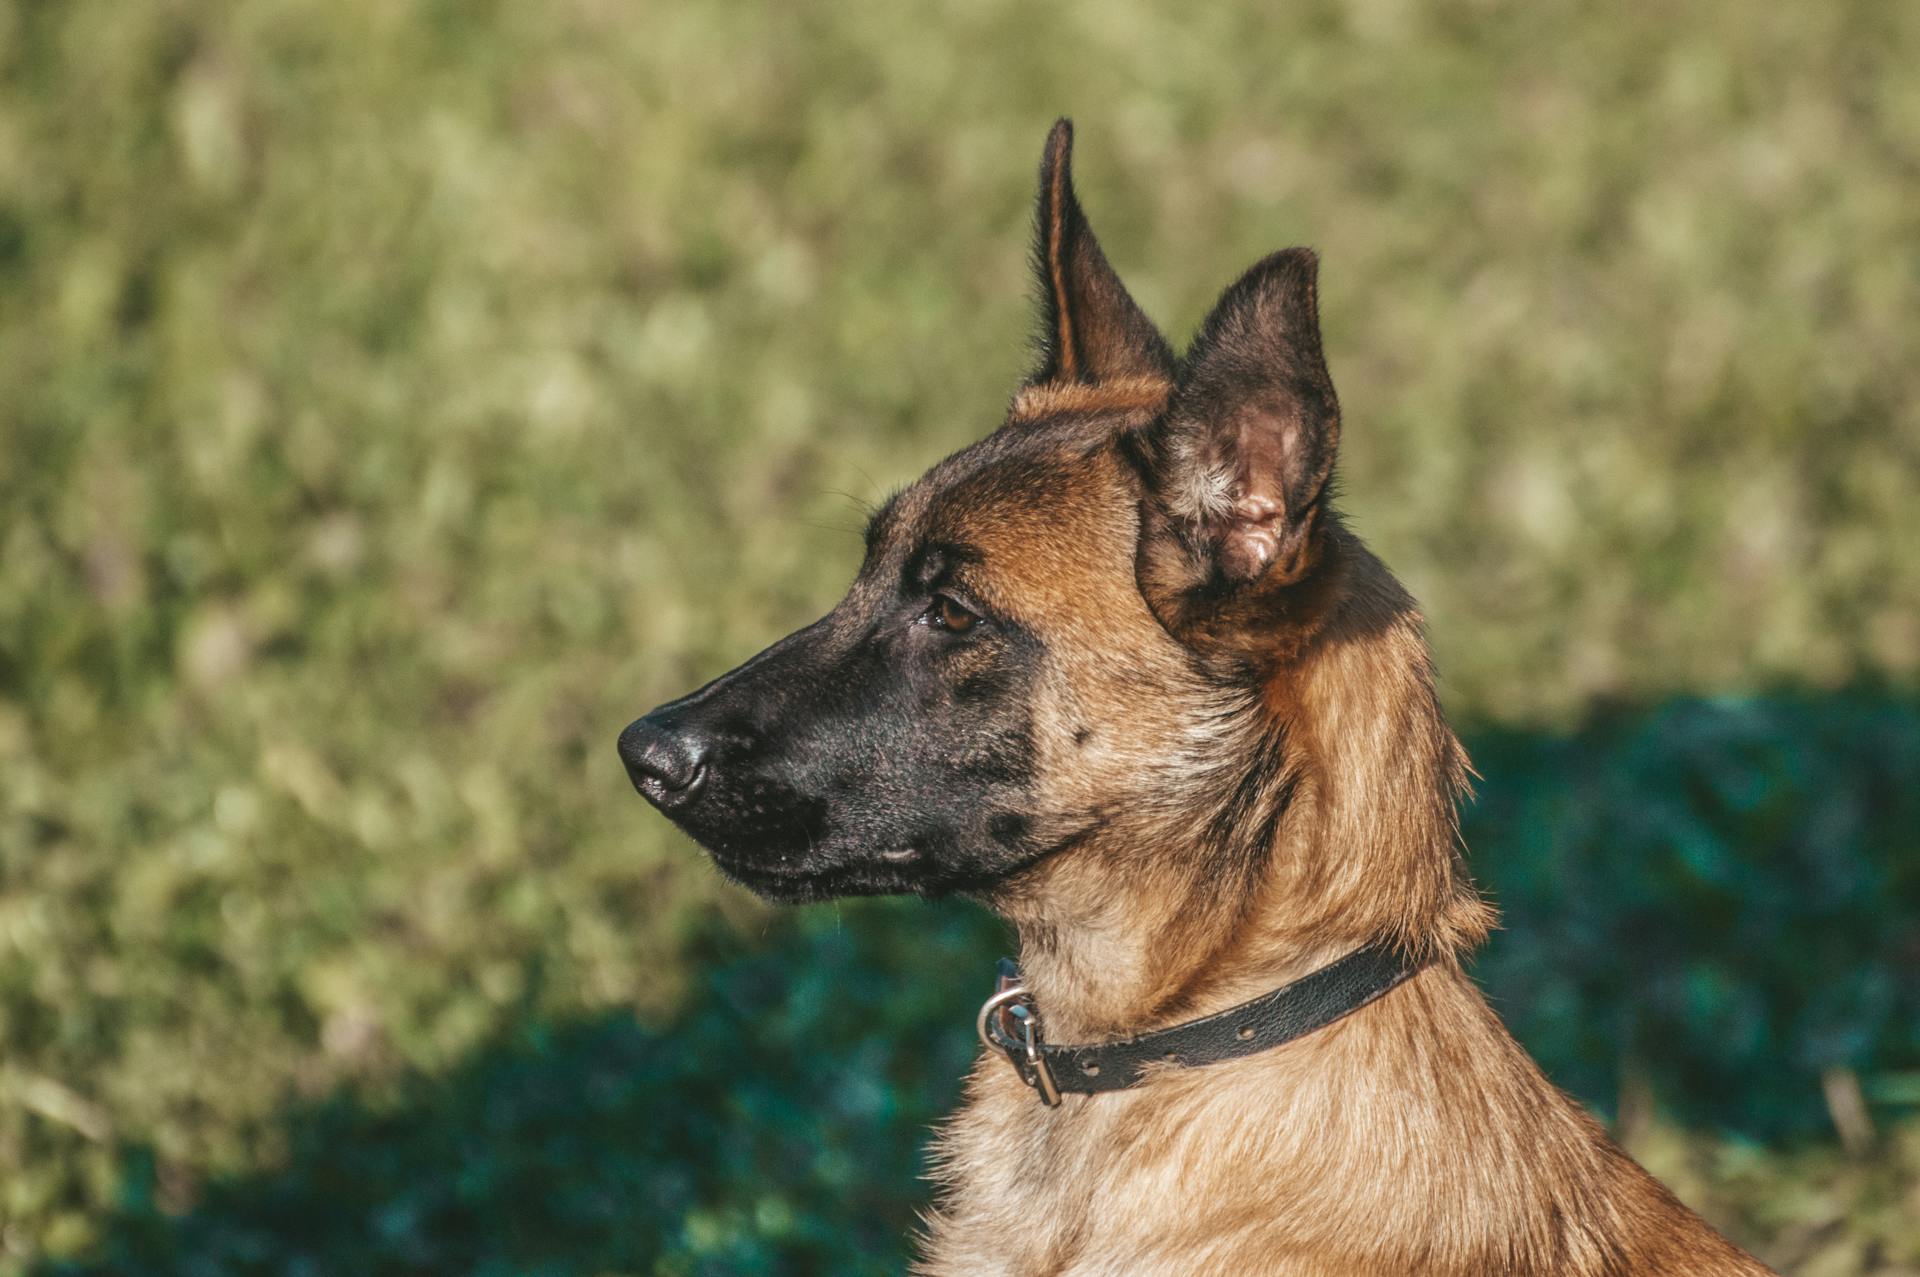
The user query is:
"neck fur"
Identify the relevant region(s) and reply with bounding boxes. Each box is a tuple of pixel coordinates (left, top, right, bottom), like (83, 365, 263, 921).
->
(993, 530, 1495, 1043)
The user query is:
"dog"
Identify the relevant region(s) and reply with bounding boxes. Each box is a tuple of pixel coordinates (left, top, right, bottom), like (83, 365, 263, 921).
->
(620, 120, 1774, 1276)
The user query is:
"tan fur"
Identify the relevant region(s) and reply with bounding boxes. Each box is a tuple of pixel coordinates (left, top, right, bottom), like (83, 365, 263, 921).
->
(1009, 375, 1174, 424)
(1045, 134, 1079, 383)
(908, 432, 1774, 1277)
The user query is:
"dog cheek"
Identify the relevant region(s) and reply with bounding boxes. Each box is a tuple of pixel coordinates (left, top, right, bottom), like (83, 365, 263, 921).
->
(988, 812, 1031, 848)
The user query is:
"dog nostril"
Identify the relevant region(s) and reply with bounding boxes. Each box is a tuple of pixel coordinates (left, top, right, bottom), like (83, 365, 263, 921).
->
(617, 715, 712, 810)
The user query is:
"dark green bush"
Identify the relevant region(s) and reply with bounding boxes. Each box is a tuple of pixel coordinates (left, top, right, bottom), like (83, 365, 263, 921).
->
(1469, 693, 1920, 1138)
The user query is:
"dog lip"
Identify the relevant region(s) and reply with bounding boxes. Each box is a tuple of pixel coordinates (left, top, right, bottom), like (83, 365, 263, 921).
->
(702, 844, 923, 893)
(705, 850, 860, 880)
(702, 853, 863, 902)
(704, 846, 822, 880)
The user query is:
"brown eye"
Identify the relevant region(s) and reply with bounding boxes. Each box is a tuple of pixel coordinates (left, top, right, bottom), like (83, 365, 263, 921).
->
(927, 594, 979, 633)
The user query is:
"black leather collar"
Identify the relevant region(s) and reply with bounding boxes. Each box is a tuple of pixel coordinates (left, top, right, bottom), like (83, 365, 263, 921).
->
(977, 943, 1424, 1105)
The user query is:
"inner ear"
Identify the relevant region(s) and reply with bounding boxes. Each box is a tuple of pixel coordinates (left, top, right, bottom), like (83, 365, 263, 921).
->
(1215, 395, 1317, 580)
(1027, 120, 1174, 390)
(1136, 248, 1342, 645)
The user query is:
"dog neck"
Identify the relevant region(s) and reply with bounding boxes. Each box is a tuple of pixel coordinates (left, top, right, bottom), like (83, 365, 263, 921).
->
(993, 534, 1495, 1044)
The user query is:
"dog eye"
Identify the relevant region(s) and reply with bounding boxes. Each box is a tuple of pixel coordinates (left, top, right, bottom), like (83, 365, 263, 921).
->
(922, 594, 980, 634)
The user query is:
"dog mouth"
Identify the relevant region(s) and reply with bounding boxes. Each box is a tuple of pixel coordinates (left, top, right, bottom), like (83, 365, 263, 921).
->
(703, 846, 930, 903)
(698, 819, 1096, 903)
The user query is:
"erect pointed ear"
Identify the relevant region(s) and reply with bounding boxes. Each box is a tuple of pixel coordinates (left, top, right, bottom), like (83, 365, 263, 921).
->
(1136, 248, 1343, 654)
(1026, 120, 1174, 388)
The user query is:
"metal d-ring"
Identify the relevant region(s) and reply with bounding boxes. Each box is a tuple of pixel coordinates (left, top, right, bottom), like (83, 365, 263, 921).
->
(975, 984, 1062, 1107)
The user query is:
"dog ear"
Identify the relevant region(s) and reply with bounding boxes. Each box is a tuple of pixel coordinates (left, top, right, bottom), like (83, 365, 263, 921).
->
(1136, 248, 1343, 653)
(1027, 120, 1174, 387)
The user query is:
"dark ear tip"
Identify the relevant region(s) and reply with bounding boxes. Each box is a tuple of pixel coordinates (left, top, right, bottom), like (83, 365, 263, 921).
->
(1258, 247, 1319, 286)
(1241, 247, 1322, 324)
(1043, 118, 1075, 170)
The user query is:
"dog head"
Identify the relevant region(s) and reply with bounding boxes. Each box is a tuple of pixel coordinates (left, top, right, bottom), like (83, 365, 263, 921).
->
(620, 121, 1347, 904)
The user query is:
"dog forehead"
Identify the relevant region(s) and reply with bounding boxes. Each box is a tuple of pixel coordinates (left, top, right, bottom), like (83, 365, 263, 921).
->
(854, 420, 1151, 630)
(927, 450, 1107, 547)
(920, 430, 1141, 615)
(867, 410, 1136, 543)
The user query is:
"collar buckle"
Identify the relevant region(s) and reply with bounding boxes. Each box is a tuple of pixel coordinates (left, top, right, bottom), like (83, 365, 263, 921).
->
(976, 961, 1062, 1107)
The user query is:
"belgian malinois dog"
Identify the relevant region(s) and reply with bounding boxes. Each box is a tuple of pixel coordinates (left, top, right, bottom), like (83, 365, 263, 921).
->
(620, 121, 1773, 1276)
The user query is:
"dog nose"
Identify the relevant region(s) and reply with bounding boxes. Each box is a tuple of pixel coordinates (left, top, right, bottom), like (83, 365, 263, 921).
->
(618, 715, 711, 810)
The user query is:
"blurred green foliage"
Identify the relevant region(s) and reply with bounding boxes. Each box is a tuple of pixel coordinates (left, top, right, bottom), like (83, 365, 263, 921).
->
(1470, 695, 1920, 1139)
(1, 0, 1916, 1272)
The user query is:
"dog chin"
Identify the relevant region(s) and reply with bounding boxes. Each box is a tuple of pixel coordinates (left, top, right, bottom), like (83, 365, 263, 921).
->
(703, 849, 936, 904)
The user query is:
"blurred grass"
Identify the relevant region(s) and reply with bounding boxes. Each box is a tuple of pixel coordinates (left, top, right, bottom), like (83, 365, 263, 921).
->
(0, 0, 1916, 1271)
